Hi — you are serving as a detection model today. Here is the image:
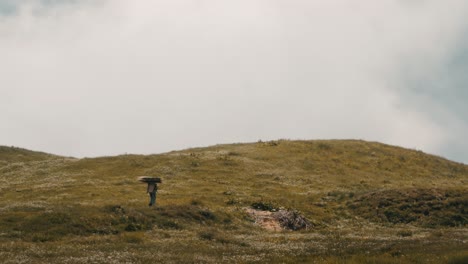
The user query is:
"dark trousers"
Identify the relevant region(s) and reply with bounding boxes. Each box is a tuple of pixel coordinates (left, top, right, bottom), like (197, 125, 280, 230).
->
(149, 191, 157, 206)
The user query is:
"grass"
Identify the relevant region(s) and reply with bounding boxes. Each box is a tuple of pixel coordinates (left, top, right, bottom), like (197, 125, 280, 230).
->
(0, 146, 60, 163)
(348, 188, 467, 226)
(0, 140, 467, 263)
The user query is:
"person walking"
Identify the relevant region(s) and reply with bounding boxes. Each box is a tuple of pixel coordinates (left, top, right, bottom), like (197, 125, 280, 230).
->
(147, 182, 158, 206)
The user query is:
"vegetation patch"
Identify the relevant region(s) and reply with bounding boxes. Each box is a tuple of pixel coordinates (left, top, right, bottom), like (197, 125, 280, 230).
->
(156, 204, 217, 223)
(348, 188, 467, 227)
(198, 229, 228, 243)
(448, 253, 468, 264)
(0, 146, 59, 162)
(0, 203, 221, 242)
(251, 201, 278, 212)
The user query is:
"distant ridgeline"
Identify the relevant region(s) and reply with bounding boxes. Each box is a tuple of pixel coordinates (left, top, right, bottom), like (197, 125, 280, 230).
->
(0, 145, 60, 163)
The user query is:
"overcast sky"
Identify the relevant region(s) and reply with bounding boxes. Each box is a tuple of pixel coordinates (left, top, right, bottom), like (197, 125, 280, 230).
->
(1, 0, 468, 163)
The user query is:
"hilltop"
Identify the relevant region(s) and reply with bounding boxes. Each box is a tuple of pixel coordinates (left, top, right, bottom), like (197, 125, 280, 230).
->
(0, 146, 59, 163)
(0, 140, 466, 263)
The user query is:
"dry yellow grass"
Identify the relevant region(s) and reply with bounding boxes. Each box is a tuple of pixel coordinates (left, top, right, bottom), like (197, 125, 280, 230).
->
(0, 140, 467, 263)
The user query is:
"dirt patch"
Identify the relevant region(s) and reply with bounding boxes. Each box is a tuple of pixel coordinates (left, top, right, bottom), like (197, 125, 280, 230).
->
(246, 208, 282, 231)
(246, 208, 312, 231)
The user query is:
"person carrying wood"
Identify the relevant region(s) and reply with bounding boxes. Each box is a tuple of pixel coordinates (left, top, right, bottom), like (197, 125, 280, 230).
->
(138, 176, 161, 207)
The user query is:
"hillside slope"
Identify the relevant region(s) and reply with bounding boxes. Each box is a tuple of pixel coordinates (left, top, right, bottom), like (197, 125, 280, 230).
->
(0, 146, 60, 163)
(0, 140, 466, 263)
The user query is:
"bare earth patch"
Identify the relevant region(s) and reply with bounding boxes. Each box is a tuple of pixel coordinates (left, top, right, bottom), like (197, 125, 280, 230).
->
(246, 208, 282, 231)
(245, 208, 312, 231)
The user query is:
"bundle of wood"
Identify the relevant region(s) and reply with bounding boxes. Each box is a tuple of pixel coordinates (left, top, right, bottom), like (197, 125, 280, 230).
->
(137, 176, 162, 183)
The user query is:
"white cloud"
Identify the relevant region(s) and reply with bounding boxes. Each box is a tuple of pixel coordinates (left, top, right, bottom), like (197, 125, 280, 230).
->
(1, 0, 467, 161)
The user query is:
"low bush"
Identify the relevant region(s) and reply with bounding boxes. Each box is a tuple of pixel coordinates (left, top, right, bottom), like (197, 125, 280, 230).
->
(251, 201, 278, 212)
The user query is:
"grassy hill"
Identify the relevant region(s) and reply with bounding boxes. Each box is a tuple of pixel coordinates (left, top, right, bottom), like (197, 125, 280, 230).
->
(0, 146, 59, 163)
(0, 140, 466, 263)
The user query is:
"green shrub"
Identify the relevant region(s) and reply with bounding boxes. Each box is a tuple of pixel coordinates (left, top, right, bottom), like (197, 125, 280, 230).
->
(125, 223, 143, 232)
(251, 201, 278, 211)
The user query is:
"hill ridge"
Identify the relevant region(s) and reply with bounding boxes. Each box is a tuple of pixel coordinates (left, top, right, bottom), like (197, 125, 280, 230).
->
(0, 145, 61, 163)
